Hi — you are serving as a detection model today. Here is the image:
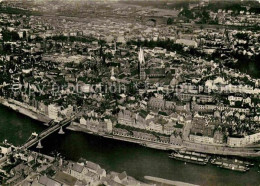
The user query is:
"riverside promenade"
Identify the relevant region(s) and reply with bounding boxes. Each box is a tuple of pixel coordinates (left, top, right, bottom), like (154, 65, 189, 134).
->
(68, 124, 260, 158)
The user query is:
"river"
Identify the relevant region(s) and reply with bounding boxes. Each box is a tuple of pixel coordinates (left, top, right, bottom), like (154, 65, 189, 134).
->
(0, 105, 259, 186)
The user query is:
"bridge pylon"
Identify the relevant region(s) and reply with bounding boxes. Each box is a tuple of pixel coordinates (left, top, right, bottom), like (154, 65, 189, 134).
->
(36, 140, 43, 149)
(58, 126, 65, 135)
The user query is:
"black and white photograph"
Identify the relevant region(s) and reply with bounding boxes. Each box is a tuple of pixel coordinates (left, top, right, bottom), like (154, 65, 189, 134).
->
(0, 0, 260, 185)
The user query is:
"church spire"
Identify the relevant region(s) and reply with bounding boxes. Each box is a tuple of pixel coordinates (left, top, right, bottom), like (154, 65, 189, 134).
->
(139, 47, 146, 80)
(138, 47, 145, 65)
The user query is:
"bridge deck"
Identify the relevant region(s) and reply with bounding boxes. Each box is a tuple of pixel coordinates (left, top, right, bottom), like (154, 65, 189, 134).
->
(21, 118, 73, 149)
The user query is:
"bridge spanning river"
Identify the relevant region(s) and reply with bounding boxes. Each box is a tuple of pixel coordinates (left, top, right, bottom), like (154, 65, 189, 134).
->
(21, 117, 74, 150)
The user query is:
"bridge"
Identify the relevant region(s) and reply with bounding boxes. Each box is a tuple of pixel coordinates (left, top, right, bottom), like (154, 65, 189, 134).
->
(21, 116, 76, 150)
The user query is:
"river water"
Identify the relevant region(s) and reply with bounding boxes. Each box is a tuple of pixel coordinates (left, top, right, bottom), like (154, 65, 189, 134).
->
(0, 105, 259, 186)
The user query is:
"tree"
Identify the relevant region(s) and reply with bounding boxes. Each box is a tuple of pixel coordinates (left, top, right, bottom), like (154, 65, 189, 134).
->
(23, 31, 26, 38)
(2, 30, 20, 41)
(179, 8, 194, 19)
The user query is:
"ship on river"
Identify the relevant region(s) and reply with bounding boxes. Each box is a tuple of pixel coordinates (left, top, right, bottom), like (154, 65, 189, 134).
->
(211, 157, 252, 172)
(169, 151, 209, 165)
(178, 150, 210, 159)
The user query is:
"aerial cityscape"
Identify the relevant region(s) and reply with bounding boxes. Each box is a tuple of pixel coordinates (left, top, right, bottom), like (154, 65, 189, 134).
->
(0, 0, 260, 185)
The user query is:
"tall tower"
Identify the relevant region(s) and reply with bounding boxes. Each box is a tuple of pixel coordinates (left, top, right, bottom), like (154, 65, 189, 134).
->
(139, 47, 146, 80)
(110, 67, 116, 81)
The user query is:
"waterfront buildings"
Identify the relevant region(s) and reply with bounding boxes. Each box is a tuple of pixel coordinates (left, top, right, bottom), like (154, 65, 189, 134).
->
(227, 132, 260, 147)
(1, 0, 260, 184)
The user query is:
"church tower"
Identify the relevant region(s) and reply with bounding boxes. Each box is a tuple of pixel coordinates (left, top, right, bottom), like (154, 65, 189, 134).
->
(139, 47, 146, 80)
(110, 67, 116, 81)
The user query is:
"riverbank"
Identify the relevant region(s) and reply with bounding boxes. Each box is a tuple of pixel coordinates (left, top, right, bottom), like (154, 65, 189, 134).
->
(1, 97, 260, 158)
(1, 103, 260, 186)
(1, 147, 150, 186)
(68, 124, 260, 158)
(0, 97, 51, 123)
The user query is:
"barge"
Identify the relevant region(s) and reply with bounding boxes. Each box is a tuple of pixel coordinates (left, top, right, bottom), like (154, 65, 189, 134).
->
(211, 157, 252, 172)
(169, 152, 208, 165)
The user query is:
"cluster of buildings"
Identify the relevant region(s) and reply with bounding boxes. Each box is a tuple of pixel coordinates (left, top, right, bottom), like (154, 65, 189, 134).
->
(0, 0, 259, 160)
(0, 143, 149, 186)
(213, 9, 260, 26)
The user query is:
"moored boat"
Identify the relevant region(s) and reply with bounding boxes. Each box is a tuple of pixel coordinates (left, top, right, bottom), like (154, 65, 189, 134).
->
(234, 159, 254, 167)
(169, 152, 208, 165)
(178, 150, 210, 162)
(211, 157, 252, 172)
(219, 163, 249, 172)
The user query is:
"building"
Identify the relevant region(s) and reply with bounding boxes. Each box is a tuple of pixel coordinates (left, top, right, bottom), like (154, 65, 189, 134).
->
(113, 128, 130, 136)
(86, 161, 106, 178)
(176, 39, 198, 48)
(47, 104, 61, 121)
(189, 118, 215, 144)
(32, 175, 62, 186)
(79, 115, 108, 133)
(159, 135, 170, 143)
(163, 123, 175, 135)
(148, 97, 165, 110)
(112, 171, 128, 184)
(176, 93, 214, 103)
(228, 96, 243, 102)
(118, 110, 135, 126)
(61, 105, 73, 117)
(135, 112, 147, 129)
(138, 47, 166, 80)
(80, 117, 87, 125)
(147, 121, 163, 133)
(193, 103, 250, 114)
(0, 143, 12, 154)
(214, 130, 224, 144)
(132, 131, 157, 141)
(105, 119, 113, 133)
(189, 134, 214, 144)
(170, 134, 183, 145)
(145, 68, 166, 78)
(38, 102, 48, 115)
(69, 163, 88, 181)
(227, 132, 260, 147)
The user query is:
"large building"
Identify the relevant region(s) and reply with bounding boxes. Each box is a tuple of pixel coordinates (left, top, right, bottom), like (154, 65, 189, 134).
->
(227, 132, 260, 147)
(189, 118, 215, 144)
(48, 104, 61, 121)
(138, 47, 166, 80)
